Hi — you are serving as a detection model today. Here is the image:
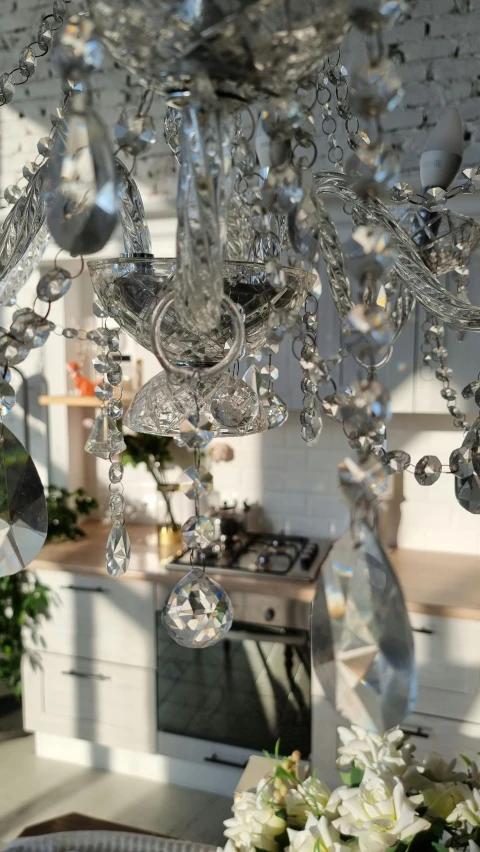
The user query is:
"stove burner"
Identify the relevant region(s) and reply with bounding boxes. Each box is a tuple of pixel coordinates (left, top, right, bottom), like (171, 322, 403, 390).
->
(167, 531, 328, 582)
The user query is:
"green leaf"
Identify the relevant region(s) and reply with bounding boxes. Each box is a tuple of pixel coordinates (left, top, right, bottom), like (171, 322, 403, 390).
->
(340, 766, 364, 787)
(460, 754, 472, 767)
(275, 739, 281, 759)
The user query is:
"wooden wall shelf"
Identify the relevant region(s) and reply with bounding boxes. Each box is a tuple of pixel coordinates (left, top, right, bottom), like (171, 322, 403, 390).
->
(38, 395, 133, 408)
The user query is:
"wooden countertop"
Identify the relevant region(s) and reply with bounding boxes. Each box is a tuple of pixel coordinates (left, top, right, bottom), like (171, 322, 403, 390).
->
(31, 522, 318, 602)
(390, 548, 480, 621)
(32, 523, 480, 618)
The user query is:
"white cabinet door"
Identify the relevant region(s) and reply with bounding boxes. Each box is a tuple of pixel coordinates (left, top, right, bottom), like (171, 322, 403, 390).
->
(410, 611, 480, 724)
(28, 570, 156, 668)
(22, 651, 157, 753)
(403, 712, 480, 762)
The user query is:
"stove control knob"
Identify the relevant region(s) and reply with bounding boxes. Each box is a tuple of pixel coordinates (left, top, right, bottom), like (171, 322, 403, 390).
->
(264, 608, 275, 622)
(300, 543, 319, 569)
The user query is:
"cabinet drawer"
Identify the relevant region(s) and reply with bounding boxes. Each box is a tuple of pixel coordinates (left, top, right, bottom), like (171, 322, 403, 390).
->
(30, 570, 156, 667)
(22, 651, 157, 753)
(410, 612, 480, 723)
(403, 712, 480, 763)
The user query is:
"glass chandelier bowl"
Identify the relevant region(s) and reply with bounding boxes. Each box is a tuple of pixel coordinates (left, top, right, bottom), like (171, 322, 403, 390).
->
(85, 0, 350, 101)
(123, 370, 269, 438)
(88, 257, 313, 367)
(400, 207, 480, 275)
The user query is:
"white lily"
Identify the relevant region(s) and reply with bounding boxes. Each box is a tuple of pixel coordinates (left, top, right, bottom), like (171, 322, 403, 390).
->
(287, 814, 355, 852)
(447, 786, 480, 829)
(332, 770, 430, 852)
(336, 726, 415, 781)
(402, 752, 467, 791)
(285, 777, 332, 827)
(224, 790, 287, 852)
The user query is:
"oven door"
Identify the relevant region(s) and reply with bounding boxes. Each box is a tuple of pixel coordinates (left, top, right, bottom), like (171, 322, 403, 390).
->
(157, 616, 312, 757)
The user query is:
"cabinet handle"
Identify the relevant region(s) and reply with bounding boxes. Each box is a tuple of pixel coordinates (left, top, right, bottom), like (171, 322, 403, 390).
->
(63, 669, 111, 681)
(412, 626, 434, 635)
(62, 584, 107, 593)
(401, 725, 430, 739)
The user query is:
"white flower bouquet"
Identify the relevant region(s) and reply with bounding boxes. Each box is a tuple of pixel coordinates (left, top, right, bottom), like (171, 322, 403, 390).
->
(221, 727, 480, 852)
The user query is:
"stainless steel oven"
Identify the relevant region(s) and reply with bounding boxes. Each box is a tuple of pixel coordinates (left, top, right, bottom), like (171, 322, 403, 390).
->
(156, 534, 330, 758)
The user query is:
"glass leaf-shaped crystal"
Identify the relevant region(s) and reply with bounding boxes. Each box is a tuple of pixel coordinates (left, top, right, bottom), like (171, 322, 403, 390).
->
(0, 425, 48, 576)
(116, 157, 152, 256)
(84, 411, 125, 459)
(312, 523, 417, 731)
(46, 92, 118, 255)
(162, 567, 233, 648)
(106, 524, 131, 577)
(0, 166, 50, 306)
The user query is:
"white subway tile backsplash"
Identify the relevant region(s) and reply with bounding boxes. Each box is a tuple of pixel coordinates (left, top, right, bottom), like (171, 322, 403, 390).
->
(209, 415, 478, 554)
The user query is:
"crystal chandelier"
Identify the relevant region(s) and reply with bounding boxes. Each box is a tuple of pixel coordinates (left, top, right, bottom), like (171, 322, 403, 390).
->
(1, 0, 480, 727)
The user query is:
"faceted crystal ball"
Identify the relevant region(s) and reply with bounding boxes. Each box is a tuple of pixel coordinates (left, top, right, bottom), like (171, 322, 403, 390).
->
(211, 376, 259, 430)
(162, 568, 233, 649)
(85, 0, 350, 101)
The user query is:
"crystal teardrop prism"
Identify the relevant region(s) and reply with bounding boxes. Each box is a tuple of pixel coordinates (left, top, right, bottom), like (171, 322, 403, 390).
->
(312, 522, 417, 731)
(46, 91, 118, 254)
(106, 523, 131, 577)
(162, 567, 233, 648)
(0, 424, 48, 576)
(84, 411, 126, 459)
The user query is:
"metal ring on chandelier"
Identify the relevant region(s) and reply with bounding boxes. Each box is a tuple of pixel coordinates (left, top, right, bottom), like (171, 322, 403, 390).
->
(150, 293, 246, 378)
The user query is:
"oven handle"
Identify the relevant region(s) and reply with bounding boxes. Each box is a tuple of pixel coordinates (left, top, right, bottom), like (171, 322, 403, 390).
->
(204, 753, 248, 769)
(226, 628, 308, 646)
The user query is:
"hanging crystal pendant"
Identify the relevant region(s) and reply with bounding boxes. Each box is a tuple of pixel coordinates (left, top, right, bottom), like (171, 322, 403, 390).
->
(84, 411, 126, 459)
(162, 567, 233, 648)
(46, 91, 118, 254)
(312, 522, 417, 731)
(454, 417, 480, 513)
(0, 424, 48, 576)
(260, 390, 288, 429)
(106, 523, 131, 577)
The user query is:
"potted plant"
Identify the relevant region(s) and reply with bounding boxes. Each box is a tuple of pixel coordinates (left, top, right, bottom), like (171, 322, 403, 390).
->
(123, 433, 182, 548)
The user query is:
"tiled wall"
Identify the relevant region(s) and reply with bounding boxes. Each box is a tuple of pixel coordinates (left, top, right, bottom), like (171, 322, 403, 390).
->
(208, 414, 480, 555)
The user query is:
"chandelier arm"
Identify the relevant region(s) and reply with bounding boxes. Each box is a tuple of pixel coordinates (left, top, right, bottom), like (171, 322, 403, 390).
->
(314, 171, 480, 332)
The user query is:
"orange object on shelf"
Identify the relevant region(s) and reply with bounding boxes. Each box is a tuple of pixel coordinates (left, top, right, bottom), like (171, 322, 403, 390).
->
(67, 362, 96, 397)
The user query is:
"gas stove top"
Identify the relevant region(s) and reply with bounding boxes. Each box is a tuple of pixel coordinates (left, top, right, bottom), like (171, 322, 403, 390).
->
(167, 533, 330, 582)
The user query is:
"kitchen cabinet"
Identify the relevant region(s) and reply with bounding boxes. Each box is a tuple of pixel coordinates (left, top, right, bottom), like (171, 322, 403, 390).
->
(22, 566, 158, 754)
(312, 607, 480, 783)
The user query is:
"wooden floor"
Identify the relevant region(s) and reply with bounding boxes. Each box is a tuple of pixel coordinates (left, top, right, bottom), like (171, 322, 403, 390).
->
(0, 736, 232, 849)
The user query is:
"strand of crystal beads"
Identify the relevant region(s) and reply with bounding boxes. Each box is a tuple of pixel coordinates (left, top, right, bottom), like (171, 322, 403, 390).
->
(0, 366, 16, 421)
(115, 88, 157, 157)
(296, 295, 325, 444)
(421, 313, 468, 429)
(163, 413, 233, 648)
(83, 304, 130, 577)
(0, 0, 71, 108)
(3, 91, 72, 207)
